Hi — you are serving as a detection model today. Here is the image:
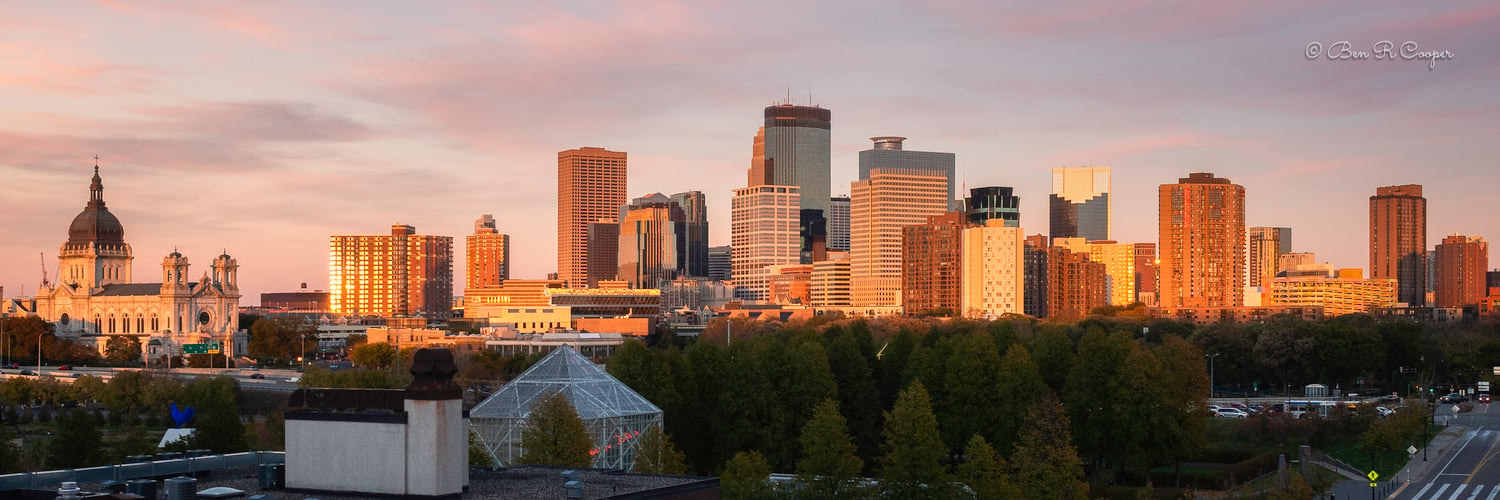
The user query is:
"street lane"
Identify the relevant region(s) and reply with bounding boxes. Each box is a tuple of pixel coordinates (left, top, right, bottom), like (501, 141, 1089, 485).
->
(1394, 402, 1500, 500)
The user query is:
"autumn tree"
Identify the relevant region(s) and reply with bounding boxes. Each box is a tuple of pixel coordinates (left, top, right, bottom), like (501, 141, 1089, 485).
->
(879, 381, 951, 499)
(1011, 395, 1087, 499)
(517, 391, 593, 467)
(105, 336, 143, 365)
(632, 424, 687, 475)
(796, 399, 864, 498)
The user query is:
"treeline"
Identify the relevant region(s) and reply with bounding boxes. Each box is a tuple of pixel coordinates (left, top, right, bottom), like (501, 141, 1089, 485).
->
(0, 316, 140, 366)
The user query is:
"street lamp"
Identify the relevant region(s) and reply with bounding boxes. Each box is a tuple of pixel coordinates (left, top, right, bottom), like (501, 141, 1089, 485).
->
(37, 330, 44, 374)
(1206, 353, 1221, 400)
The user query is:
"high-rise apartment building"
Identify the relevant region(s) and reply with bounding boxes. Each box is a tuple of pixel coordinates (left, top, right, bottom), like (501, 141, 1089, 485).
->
(1248, 227, 1292, 288)
(618, 194, 684, 289)
(1047, 246, 1107, 321)
(1024, 234, 1049, 317)
(730, 185, 801, 301)
(851, 137, 954, 307)
(466, 215, 510, 289)
(1133, 243, 1158, 305)
(558, 147, 627, 288)
(960, 220, 1025, 319)
(1370, 184, 1427, 306)
(963, 186, 1020, 227)
(828, 196, 851, 252)
(1158, 173, 1246, 308)
(1054, 238, 1138, 306)
(902, 212, 969, 315)
(670, 191, 709, 278)
(1050, 166, 1111, 242)
(1435, 234, 1489, 308)
(330, 224, 453, 319)
(708, 245, 732, 281)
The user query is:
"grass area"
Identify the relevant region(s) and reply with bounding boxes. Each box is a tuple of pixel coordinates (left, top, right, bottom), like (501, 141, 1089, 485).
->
(1326, 423, 1444, 478)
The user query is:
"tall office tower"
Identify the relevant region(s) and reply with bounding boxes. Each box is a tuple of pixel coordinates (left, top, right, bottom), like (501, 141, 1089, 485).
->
(587, 221, 620, 286)
(708, 245, 732, 281)
(1050, 166, 1111, 242)
(800, 209, 828, 263)
(1427, 252, 1439, 295)
(670, 191, 709, 278)
(960, 219, 1025, 318)
(1047, 246, 1107, 321)
(731, 185, 801, 301)
(1490, 270, 1500, 290)
(330, 224, 453, 319)
(1133, 243, 1158, 305)
(1370, 184, 1427, 306)
(1158, 173, 1246, 308)
(851, 138, 954, 308)
(1054, 238, 1138, 306)
(963, 186, 1021, 227)
(902, 212, 969, 315)
(1434, 234, 1489, 308)
(1023, 234, 1049, 317)
(558, 147, 627, 288)
(466, 215, 510, 289)
(1247, 227, 1292, 288)
(755, 105, 832, 261)
(828, 196, 851, 252)
(618, 194, 684, 289)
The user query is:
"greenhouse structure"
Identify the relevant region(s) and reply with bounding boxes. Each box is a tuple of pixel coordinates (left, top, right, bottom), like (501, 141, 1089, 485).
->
(469, 344, 663, 469)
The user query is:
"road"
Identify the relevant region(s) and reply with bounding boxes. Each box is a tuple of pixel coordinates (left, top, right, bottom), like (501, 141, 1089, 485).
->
(0, 365, 301, 391)
(1391, 401, 1500, 500)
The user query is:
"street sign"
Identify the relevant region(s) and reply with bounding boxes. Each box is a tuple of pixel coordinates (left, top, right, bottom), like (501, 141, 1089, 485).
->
(1367, 470, 1379, 481)
(1480, 381, 1491, 391)
(183, 342, 221, 355)
(1370, 482, 1377, 488)
(1452, 405, 1461, 413)
(1407, 445, 1418, 455)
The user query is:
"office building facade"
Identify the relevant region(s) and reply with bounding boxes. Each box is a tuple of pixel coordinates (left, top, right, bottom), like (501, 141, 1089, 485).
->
(1050, 166, 1111, 242)
(1054, 238, 1138, 306)
(730, 185, 801, 301)
(1434, 234, 1489, 308)
(467, 215, 510, 289)
(1247, 227, 1291, 288)
(963, 186, 1020, 227)
(851, 138, 954, 307)
(330, 224, 453, 319)
(708, 245, 732, 281)
(828, 196, 851, 252)
(618, 194, 683, 289)
(1158, 173, 1246, 308)
(1370, 184, 1427, 305)
(670, 191, 709, 278)
(1047, 246, 1108, 321)
(1133, 242, 1158, 305)
(960, 220, 1025, 319)
(558, 147, 627, 288)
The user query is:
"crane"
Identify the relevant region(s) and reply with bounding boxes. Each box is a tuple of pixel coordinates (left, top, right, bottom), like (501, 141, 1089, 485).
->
(39, 252, 50, 289)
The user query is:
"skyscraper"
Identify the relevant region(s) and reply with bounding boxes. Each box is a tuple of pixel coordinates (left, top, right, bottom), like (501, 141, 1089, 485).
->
(851, 137, 954, 308)
(1047, 246, 1107, 321)
(1023, 234, 1049, 317)
(1054, 238, 1138, 306)
(730, 185, 801, 301)
(757, 104, 832, 262)
(902, 212, 969, 315)
(828, 196, 851, 252)
(708, 245, 732, 281)
(963, 186, 1020, 227)
(1050, 166, 1111, 242)
(670, 191, 709, 278)
(618, 193, 683, 289)
(466, 215, 510, 289)
(1158, 173, 1246, 308)
(961, 219, 1026, 319)
(1247, 227, 1292, 288)
(558, 147, 627, 288)
(1132, 242, 1158, 305)
(330, 224, 453, 319)
(1434, 234, 1488, 308)
(587, 221, 619, 286)
(1370, 184, 1427, 306)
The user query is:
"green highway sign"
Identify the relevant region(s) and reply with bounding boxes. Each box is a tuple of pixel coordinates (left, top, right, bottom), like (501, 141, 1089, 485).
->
(183, 342, 221, 355)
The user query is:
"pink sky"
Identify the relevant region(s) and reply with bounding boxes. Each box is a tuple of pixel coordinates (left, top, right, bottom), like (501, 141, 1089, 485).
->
(1, 1, 1497, 302)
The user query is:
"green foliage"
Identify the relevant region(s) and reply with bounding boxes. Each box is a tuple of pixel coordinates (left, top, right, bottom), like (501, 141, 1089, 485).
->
(48, 408, 104, 468)
(1029, 326, 1075, 393)
(298, 366, 407, 388)
(469, 430, 495, 467)
(632, 424, 687, 475)
(993, 343, 1047, 454)
(248, 316, 315, 360)
(796, 399, 863, 498)
(936, 332, 1005, 454)
(350, 342, 398, 368)
(957, 435, 1020, 500)
(180, 376, 247, 454)
(823, 329, 882, 468)
(111, 426, 158, 462)
(721, 451, 775, 500)
(1011, 395, 1088, 499)
(517, 391, 593, 467)
(105, 336, 143, 365)
(0, 427, 22, 473)
(879, 381, 950, 499)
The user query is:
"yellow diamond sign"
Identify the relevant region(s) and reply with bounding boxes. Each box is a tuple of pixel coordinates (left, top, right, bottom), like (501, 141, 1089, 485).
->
(1367, 470, 1379, 481)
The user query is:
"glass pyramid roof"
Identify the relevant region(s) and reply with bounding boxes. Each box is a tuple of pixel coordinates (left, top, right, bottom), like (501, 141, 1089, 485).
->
(469, 344, 661, 421)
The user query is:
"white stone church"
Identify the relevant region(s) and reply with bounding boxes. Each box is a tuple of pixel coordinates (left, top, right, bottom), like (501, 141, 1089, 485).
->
(32, 165, 246, 363)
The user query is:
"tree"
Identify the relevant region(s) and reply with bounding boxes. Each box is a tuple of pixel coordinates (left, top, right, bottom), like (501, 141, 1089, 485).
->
(796, 399, 864, 498)
(1029, 326, 1075, 393)
(1153, 335, 1210, 476)
(957, 435, 1020, 500)
(938, 333, 1004, 455)
(824, 330, 882, 468)
(48, 408, 104, 468)
(993, 343, 1047, 454)
(879, 381, 950, 499)
(105, 336, 143, 365)
(632, 424, 687, 475)
(350, 342, 397, 368)
(1010, 395, 1087, 499)
(721, 451, 775, 500)
(181, 376, 247, 454)
(517, 391, 593, 467)
(469, 430, 495, 467)
(248, 316, 314, 360)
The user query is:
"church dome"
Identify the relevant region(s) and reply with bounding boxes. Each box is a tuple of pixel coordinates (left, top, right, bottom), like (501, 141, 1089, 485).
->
(66, 166, 126, 247)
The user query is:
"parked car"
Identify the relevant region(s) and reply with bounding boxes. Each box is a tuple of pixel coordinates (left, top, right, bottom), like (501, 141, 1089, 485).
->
(1479, 394, 1491, 404)
(1215, 408, 1249, 418)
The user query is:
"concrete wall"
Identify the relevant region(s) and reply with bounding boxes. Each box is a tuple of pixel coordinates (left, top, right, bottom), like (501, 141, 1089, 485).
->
(405, 399, 468, 497)
(286, 418, 407, 495)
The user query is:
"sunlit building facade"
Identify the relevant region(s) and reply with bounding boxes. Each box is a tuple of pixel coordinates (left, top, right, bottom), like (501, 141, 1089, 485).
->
(1054, 238, 1138, 306)
(851, 137, 954, 308)
(330, 224, 453, 319)
(963, 186, 1020, 227)
(1434, 234, 1489, 308)
(1370, 184, 1426, 305)
(960, 220, 1025, 319)
(1247, 227, 1291, 288)
(828, 196, 851, 252)
(1268, 276, 1397, 317)
(1047, 246, 1107, 321)
(617, 194, 683, 289)
(466, 214, 510, 289)
(730, 185, 801, 301)
(558, 147, 627, 288)
(1158, 173, 1246, 308)
(810, 258, 852, 307)
(1023, 234, 1050, 317)
(902, 212, 969, 315)
(1050, 166, 1111, 242)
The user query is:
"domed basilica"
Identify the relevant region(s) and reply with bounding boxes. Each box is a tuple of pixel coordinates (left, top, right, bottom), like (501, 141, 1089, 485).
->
(33, 164, 246, 363)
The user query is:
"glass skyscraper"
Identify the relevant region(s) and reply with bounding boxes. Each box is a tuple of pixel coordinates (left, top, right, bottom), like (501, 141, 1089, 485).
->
(963, 186, 1020, 227)
(1049, 166, 1111, 243)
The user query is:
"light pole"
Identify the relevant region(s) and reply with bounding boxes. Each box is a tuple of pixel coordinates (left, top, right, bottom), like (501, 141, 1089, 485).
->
(37, 330, 44, 374)
(1206, 353, 1221, 400)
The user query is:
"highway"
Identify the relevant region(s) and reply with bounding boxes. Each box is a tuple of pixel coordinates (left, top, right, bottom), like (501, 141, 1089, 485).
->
(0, 365, 302, 391)
(1392, 402, 1500, 500)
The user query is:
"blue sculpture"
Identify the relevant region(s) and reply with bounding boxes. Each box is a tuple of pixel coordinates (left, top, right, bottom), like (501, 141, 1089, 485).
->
(169, 402, 195, 428)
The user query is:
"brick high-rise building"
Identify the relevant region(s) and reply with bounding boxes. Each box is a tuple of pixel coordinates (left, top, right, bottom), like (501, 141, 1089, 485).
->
(1370, 184, 1426, 305)
(1054, 238, 1138, 306)
(850, 137, 954, 308)
(1434, 234, 1489, 308)
(558, 147, 627, 288)
(1133, 242, 1158, 305)
(902, 212, 969, 315)
(1024, 234, 1049, 317)
(466, 215, 510, 289)
(1248, 227, 1291, 288)
(1159, 173, 1246, 308)
(1050, 166, 1111, 242)
(330, 224, 453, 319)
(960, 220, 1025, 319)
(1047, 246, 1107, 321)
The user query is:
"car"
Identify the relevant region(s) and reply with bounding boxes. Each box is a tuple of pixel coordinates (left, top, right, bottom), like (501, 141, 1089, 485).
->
(1440, 393, 1467, 404)
(58, 365, 72, 370)
(1375, 406, 1395, 418)
(286, 377, 301, 383)
(19, 370, 33, 376)
(4, 363, 17, 369)
(249, 373, 265, 379)
(1479, 394, 1491, 404)
(1215, 408, 1249, 418)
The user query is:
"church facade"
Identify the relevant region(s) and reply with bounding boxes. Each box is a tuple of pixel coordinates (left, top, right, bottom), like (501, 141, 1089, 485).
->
(33, 165, 246, 363)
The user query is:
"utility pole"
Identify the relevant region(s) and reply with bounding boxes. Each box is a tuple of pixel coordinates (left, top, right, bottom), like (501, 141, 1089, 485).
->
(1206, 353, 1221, 400)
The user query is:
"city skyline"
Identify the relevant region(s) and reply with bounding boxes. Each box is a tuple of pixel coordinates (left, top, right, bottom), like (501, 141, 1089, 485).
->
(2, 2, 1498, 301)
